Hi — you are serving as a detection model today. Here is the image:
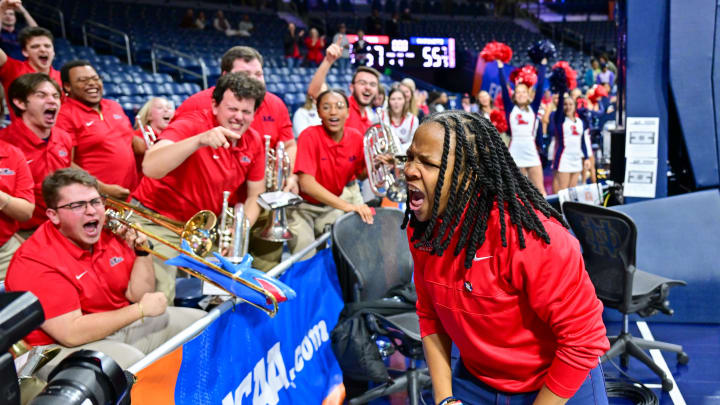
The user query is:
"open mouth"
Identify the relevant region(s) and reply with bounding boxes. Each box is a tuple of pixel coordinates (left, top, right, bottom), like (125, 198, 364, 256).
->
(327, 117, 340, 125)
(83, 220, 100, 236)
(43, 107, 58, 122)
(38, 55, 49, 64)
(85, 87, 100, 97)
(407, 184, 425, 211)
(162, 114, 172, 123)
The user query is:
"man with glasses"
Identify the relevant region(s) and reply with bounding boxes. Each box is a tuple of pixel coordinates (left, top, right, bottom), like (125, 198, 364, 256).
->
(56, 60, 138, 200)
(5, 167, 205, 377)
(0, 73, 72, 235)
(307, 40, 381, 135)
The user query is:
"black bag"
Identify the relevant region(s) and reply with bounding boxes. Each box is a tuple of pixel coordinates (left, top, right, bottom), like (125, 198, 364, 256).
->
(330, 283, 417, 382)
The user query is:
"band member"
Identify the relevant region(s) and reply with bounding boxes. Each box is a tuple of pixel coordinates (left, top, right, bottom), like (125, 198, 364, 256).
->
(497, 59, 547, 196)
(131, 72, 266, 301)
(403, 111, 609, 404)
(0, 0, 38, 60)
(308, 37, 381, 135)
(379, 87, 418, 154)
(551, 92, 591, 193)
(5, 168, 205, 377)
(0, 73, 72, 231)
(0, 20, 61, 121)
(0, 139, 33, 278)
(173, 46, 296, 192)
(132, 97, 175, 180)
(289, 89, 373, 258)
(56, 60, 137, 200)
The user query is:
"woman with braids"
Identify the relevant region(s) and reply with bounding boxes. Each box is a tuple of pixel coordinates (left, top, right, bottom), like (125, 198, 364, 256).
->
(403, 110, 609, 405)
(497, 59, 548, 196)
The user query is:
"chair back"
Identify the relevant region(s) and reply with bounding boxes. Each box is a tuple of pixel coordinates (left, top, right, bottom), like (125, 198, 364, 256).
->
(332, 208, 414, 303)
(562, 202, 637, 308)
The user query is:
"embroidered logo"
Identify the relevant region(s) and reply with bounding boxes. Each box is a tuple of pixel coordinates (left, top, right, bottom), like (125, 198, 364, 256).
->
(473, 254, 493, 262)
(0, 168, 16, 175)
(515, 114, 529, 125)
(58, 149, 68, 157)
(85, 120, 94, 127)
(76, 271, 88, 280)
(113, 114, 122, 120)
(212, 154, 220, 160)
(349, 155, 357, 162)
(240, 156, 251, 163)
(109, 256, 124, 267)
(262, 116, 275, 122)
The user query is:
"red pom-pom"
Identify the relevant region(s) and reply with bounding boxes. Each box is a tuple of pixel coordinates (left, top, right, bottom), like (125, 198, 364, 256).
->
(496, 43, 513, 64)
(480, 41, 499, 62)
(490, 109, 508, 133)
(552, 61, 578, 90)
(509, 65, 537, 87)
(588, 84, 609, 104)
(576, 98, 588, 110)
(481, 41, 513, 63)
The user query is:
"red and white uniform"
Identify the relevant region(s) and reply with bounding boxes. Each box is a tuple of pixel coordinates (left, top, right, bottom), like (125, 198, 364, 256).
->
(551, 113, 591, 173)
(56, 98, 138, 191)
(507, 105, 541, 167)
(380, 110, 418, 154)
(132, 110, 265, 222)
(410, 206, 608, 398)
(0, 120, 73, 228)
(345, 96, 372, 136)
(5, 222, 136, 345)
(173, 87, 293, 149)
(294, 125, 365, 205)
(0, 140, 34, 246)
(0, 58, 63, 121)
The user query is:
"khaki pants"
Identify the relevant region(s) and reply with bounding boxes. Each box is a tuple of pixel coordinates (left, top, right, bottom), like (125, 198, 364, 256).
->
(287, 183, 363, 261)
(130, 201, 182, 303)
(36, 306, 206, 380)
(0, 235, 21, 280)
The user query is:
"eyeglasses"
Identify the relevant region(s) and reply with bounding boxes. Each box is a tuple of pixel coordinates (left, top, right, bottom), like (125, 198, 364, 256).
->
(75, 76, 102, 85)
(55, 197, 105, 213)
(353, 80, 378, 88)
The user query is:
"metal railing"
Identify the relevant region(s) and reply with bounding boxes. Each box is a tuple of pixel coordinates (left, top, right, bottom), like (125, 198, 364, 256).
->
(151, 44, 208, 90)
(127, 231, 332, 374)
(82, 21, 132, 65)
(25, 1, 66, 38)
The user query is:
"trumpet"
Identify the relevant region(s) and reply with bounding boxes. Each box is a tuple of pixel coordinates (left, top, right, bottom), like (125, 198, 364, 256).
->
(363, 122, 407, 202)
(103, 197, 279, 317)
(135, 115, 157, 148)
(257, 135, 293, 242)
(219, 190, 251, 263)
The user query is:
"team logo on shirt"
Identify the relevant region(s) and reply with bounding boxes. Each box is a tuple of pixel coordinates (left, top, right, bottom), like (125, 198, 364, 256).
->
(262, 116, 275, 122)
(349, 155, 357, 162)
(113, 114, 123, 120)
(85, 121, 94, 127)
(400, 128, 407, 135)
(58, 149, 68, 157)
(321, 157, 328, 161)
(515, 114, 529, 125)
(0, 168, 15, 176)
(571, 125, 580, 136)
(240, 156, 251, 163)
(109, 256, 124, 267)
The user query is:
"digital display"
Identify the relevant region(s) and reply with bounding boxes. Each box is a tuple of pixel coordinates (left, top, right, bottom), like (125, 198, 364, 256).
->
(348, 36, 456, 69)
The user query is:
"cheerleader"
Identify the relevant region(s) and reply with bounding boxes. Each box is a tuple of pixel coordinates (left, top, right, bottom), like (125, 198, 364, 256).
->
(288, 89, 374, 259)
(550, 93, 592, 193)
(497, 59, 547, 196)
(380, 87, 418, 154)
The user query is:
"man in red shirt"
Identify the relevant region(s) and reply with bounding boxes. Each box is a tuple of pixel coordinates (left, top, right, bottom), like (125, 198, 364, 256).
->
(0, 23, 61, 121)
(1, 73, 72, 232)
(5, 168, 205, 376)
(0, 139, 34, 278)
(403, 111, 608, 404)
(132, 72, 266, 301)
(56, 60, 137, 200)
(307, 38, 380, 135)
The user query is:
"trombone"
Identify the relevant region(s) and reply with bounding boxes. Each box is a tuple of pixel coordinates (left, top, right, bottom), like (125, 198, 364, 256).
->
(103, 197, 279, 317)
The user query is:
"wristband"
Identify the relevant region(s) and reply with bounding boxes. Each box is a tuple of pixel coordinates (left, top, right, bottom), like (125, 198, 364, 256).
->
(137, 302, 144, 322)
(438, 397, 463, 405)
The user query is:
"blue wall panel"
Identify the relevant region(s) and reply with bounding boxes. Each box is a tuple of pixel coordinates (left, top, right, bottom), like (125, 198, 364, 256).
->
(714, 2, 720, 188)
(669, 0, 719, 188)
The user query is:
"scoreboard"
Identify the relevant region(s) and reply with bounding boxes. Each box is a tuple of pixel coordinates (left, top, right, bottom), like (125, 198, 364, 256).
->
(348, 36, 456, 69)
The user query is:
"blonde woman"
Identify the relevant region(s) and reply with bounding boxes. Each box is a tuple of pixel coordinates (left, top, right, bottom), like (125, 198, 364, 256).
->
(133, 97, 175, 178)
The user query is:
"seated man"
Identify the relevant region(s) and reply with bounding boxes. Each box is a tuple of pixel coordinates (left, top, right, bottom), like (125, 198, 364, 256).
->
(5, 168, 205, 376)
(132, 72, 266, 301)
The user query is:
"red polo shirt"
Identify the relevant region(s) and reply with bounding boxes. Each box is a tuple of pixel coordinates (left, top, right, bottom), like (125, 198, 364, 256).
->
(0, 140, 34, 246)
(132, 110, 265, 222)
(6, 222, 136, 345)
(345, 96, 372, 135)
(55, 98, 138, 190)
(0, 58, 62, 121)
(173, 87, 293, 148)
(0, 120, 73, 229)
(410, 206, 608, 398)
(294, 125, 365, 205)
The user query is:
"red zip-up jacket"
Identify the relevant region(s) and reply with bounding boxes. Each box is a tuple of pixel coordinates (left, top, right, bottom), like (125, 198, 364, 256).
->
(409, 206, 609, 398)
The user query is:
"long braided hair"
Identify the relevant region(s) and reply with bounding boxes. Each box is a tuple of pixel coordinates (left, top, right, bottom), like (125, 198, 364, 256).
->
(401, 110, 567, 269)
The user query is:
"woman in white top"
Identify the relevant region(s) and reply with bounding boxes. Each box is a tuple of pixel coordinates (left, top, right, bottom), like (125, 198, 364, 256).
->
(293, 83, 328, 138)
(380, 87, 419, 154)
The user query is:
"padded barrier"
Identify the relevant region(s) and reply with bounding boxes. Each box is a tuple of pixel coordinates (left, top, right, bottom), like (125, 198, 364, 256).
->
(669, 0, 720, 188)
(609, 190, 720, 323)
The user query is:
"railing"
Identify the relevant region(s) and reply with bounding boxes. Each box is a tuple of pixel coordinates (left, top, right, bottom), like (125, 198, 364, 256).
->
(127, 231, 332, 374)
(24, 1, 66, 38)
(151, 44, 208, 90)
(82, 21, 132, 65)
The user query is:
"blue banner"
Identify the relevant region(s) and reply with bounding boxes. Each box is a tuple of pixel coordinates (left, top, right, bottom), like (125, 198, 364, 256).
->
(174, 249, 345, 404)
